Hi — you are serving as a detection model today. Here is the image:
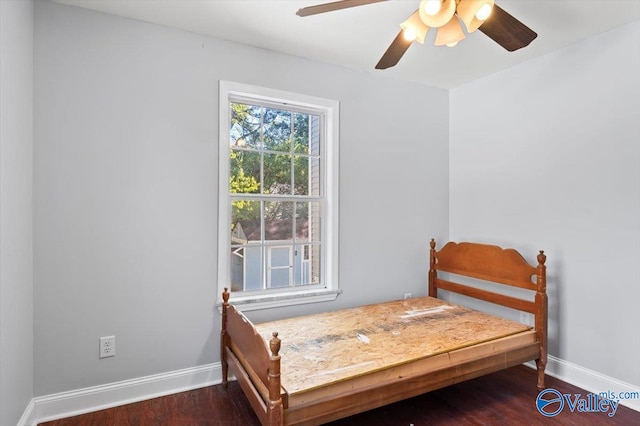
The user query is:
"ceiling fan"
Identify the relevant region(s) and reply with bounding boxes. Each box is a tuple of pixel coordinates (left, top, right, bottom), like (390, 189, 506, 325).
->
(296, 0, 537, 69)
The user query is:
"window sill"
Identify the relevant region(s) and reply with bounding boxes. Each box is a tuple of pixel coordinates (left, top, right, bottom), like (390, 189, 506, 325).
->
(218, 288, 341, 312)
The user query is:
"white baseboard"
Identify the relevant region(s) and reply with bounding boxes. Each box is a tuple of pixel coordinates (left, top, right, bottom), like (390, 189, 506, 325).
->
(525, 356, 640, 412)
(19, 356, 639, 425)
(17, 399, 36, 426)
(19, 362, 223, 426)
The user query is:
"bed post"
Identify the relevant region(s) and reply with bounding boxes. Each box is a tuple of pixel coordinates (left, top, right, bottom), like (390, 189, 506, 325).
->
(221, 288, 230, 388)
(268, 332, 284, 426)
(428, 238, 437, 298)
(535, 251, 547, 390)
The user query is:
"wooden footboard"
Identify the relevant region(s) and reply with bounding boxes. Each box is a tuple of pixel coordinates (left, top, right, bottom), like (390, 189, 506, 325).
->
(428, 239, 547, 389)
(221, 289, 283, 426)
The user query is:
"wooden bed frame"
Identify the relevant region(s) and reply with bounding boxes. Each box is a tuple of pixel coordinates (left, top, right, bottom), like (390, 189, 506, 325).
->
(220, 239, 547, 426)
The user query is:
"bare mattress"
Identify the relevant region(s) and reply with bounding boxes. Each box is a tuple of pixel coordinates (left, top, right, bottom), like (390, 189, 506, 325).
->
(254, 296, 531, 397)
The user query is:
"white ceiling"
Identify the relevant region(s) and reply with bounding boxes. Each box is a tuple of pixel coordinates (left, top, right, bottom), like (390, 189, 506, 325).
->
(52, 0, 640, 89)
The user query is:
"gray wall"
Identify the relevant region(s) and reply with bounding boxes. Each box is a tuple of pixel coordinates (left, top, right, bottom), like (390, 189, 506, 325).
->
(450, 21, 640, 386)
(34, 1, 449, 396)
(0, 0, 35, 424)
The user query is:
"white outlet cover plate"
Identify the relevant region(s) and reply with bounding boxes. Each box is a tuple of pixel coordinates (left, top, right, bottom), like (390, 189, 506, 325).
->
(99, 335, 116, 358)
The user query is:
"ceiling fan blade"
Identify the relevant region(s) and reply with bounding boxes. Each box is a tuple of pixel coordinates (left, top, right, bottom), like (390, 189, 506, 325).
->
(478, 4, 537, 51)
(297, 0, 387, 17)
(375, 30, 412, 70)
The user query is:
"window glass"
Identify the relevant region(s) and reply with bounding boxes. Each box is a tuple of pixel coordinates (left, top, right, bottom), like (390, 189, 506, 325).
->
(219, 82, 339, 307)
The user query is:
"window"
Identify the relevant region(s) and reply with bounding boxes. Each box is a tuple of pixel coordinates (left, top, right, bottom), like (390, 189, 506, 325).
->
(218, 81, 339, 310)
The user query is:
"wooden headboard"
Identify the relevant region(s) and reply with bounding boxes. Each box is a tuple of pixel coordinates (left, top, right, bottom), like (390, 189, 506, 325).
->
(429, 239, 546, 312)
(428, 238, 547, 389)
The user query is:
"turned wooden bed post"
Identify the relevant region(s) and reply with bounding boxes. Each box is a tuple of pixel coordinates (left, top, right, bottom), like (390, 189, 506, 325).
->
(535, 251, 548, 390)
(221, 288, 230, 388)
(268, 332, 284, 426)
(428, 238, 437, 298)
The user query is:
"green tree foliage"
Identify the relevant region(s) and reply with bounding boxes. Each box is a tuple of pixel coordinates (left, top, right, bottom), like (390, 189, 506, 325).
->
(230, 103, 313, 224)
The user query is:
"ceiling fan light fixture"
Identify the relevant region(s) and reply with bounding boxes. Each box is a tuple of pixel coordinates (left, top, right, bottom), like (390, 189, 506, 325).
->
(422, 0, 442, 16)
(419, 0, 456, 28)
(434, 16, 465, 46)
(456, 0, 494, 32)
(400, 10, 429, 44)
(403, 27, 417, 42)
(475, 2, 493, 20)
(297, 0, 537, 69)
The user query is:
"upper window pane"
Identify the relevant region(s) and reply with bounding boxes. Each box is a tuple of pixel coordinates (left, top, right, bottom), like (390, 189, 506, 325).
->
(229, 150, 261, 194)
(293, 112, 309, 154)
(230, 103, 262, 149)
(263, 153, 292, 195)
(263, 108, 292, 152)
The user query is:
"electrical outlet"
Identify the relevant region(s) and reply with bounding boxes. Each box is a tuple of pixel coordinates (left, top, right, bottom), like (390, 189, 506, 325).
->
(99, 335, 116, 358)
(404, 293, 412, 300)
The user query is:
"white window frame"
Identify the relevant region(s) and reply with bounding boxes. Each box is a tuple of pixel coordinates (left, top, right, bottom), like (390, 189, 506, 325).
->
(217, 81, 340, 311)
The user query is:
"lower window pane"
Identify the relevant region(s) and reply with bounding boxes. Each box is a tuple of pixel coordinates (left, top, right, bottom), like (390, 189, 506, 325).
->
(230, 247, 244, 292)
(295, 244, 321, 286)
(231, 200, 261, 242)
(270, 268, 291, 288)
(296, 202, 321, 243)
(268, 246, 292, 288)
(230, 245, 263, 292)
(265, 201, 294, 241)
(229, 198, 322, 293)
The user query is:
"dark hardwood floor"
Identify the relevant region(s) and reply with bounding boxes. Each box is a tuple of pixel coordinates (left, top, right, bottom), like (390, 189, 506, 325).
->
(39, 365, 639, 426)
